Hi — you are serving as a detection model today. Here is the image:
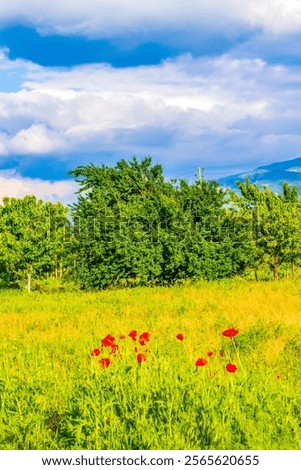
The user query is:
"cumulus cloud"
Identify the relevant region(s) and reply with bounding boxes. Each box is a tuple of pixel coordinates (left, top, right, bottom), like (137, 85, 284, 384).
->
(0, 0, 301, 39)
(0, 49, 301, 176)
(0, 170, 77, 204)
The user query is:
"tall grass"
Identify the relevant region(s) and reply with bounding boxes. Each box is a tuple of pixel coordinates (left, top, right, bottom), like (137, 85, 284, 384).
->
(0, 278, 300, 449)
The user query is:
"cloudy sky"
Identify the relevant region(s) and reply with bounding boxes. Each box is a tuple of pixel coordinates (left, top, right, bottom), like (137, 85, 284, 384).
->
(1, 0, 301, 202)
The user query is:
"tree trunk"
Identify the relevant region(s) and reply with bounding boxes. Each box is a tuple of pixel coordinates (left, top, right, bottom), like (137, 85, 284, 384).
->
(27, 272, 31, 292)
(273, 255, 279, 280)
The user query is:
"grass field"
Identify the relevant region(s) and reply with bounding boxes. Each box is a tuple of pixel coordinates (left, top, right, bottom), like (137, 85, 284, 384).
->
(0, 278, 300, 450)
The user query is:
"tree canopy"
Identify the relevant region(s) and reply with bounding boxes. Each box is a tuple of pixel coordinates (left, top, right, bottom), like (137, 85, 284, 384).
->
(0, 196, 69, 290)
(0, 157, 300, 290)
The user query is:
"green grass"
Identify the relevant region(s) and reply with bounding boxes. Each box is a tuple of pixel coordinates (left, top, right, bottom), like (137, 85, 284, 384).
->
(0, 278, 300, 449)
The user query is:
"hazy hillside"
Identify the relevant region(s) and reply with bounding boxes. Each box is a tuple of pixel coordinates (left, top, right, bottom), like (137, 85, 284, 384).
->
(218, 157, 301, 193)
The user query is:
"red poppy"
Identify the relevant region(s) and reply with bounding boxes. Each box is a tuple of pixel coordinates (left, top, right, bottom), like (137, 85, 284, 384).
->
(101, 334, 115, 347)
(140, 332, 150, 342)
(91, 348, 100, 357)
(134, 346, 139, 353)
(195, 358, 208, 367)
(129, 330, 137, 341)
(137, 353, 147, 363)
(99, 358, 111, 369)
(207, 351, 214, 357)
(222, 328, 239, 339)
(120, 335, 126, 340)
(176, 333, 184, 341)
(139, 340, 146, 346)
(226, 363, 237, 373)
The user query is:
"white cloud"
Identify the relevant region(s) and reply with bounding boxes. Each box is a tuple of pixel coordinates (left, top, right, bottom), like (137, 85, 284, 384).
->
(0, 1, 301, 38)
(0, 54, 269, 156)
(0, 171, 77, 204)
(9, 124, 67, 154)
(1, 50, 301, 172)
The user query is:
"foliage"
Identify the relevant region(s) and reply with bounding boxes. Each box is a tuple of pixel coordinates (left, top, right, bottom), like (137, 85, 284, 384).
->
(0, 157, 301, 289)
(0, 196, 70, 290)
(70, 157, 244, 288)
(233, 179, 301, 279)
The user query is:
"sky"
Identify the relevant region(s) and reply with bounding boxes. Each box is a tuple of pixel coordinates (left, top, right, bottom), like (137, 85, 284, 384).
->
(1, 1, 301, 203)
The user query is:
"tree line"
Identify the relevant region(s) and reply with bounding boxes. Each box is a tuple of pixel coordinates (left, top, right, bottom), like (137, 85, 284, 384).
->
(1, 157, 301, 291)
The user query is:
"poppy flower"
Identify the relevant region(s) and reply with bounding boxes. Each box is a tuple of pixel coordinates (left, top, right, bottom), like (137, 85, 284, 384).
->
(222, 328, 239, 339)
(137, 353, 147, 363)
(101, 334, 115, 348)
(91, 348, 100, 357)
(207, 351, 214, 357)
(195, 358, 208, 367)
(226, 363, 237, 373)
(99, 358, 111, 369)
(176, 333, 184, 341)
(140, 332, 150, 342)
(139, 340, 146, 346)
(120, 335, 126, 340)
(129, 330, 137, 341)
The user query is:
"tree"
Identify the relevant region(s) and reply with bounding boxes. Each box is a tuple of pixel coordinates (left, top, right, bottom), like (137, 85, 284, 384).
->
(234, 179, 301, 279)
(70, 157, 242, 289)
(70, 157, 171, 288)
(0, 196, 69, 290)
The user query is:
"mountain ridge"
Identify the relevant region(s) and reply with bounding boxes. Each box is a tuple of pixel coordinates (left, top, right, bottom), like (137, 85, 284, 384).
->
(217, 156, 301, 193)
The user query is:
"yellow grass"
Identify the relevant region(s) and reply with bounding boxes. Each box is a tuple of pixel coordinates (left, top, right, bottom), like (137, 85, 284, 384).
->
(0, 278, 300, 449)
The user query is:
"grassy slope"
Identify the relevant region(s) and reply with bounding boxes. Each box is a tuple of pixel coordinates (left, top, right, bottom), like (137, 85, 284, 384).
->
(0, 278, 300, 450)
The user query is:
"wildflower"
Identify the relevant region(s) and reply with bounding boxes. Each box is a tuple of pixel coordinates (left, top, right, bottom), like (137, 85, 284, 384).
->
(91, 348, 100, 357)
(222, 328, 239, 339)
(137, 353, 147, 363)
(176, 333, 184, 341)
(120, 335, 126, 340)
(101, 334, 115, 348)
(99, 358, 111, 369)
(140, 332, 150, 342)
(207, 351, 214, 357)
(195, 358, 208, 367)
(226, 363, 237, 373)
(129, 330, 138, 341)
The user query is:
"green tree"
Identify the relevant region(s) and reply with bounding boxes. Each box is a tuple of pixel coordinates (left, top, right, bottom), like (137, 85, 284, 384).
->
(234, 179, 301, 279)
(0, 196, 69, 290)
(70, 157, 241, 289)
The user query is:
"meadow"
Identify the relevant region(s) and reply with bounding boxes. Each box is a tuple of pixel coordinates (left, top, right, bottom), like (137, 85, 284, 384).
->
(0, 278, 300, 450)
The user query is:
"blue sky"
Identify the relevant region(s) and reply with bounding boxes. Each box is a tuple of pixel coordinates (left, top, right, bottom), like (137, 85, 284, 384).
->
(0, 0, 301, 202)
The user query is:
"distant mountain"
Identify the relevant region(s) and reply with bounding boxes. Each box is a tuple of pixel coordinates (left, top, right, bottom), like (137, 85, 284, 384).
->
(217, 157, 301, 193)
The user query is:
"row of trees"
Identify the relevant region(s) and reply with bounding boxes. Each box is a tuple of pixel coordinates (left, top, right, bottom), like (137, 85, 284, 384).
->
(0, 157, 301, 290)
